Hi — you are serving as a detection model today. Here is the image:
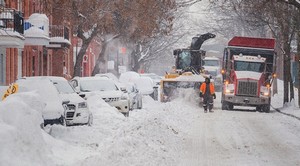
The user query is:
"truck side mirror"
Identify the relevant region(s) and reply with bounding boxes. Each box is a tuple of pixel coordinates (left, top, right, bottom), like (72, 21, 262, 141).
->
(173, 50, 178, 55)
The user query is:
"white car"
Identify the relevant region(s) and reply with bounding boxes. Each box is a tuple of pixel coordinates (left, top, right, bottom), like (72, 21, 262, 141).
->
(48, 77, 93, 126)
(70, 77, 130, 117)
(17, 76, 93, 126)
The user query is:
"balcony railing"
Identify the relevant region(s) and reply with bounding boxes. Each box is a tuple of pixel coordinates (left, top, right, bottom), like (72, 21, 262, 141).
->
(0, 8, 24, 48)
(49, 25, 70, 43)
(0, 8, 23, 34)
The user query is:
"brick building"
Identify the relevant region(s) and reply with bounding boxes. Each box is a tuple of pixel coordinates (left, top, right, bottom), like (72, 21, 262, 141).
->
(0, 0, 73, 85)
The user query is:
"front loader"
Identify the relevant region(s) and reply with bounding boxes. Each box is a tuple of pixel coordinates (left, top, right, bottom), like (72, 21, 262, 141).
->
(160, 33, 216, 102)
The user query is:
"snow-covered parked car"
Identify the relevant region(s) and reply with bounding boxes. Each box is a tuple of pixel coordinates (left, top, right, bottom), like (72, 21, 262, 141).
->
(133, 77, 155, 95)
(15, 77, 67, 126)
(48, 76, 93, 126)
(119, 71, 157, 100)
(118, 82, 143, 110)
(17, 76, 93, 126)
(140, 73, 162, 88)
(119, 71, 140, 83)
(95, 72, 119, 82)
(70, 77, 130, 117)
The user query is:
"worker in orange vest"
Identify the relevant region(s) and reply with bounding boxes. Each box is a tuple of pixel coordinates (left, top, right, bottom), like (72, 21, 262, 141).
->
(199, 77, 216, 113)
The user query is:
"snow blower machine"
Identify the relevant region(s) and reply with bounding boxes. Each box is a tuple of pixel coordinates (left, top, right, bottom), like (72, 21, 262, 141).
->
(160, 33, 216, 102)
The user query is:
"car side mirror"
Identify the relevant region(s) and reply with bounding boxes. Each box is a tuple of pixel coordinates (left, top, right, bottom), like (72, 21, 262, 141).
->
(74, 86, 80, 93)
(79, 93, 86, 99)
(62, 99, 70, 105)
(120, 87, 127, 93)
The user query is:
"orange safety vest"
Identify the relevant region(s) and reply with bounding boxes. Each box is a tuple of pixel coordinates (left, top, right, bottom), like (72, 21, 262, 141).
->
(200, 82, 215, 95)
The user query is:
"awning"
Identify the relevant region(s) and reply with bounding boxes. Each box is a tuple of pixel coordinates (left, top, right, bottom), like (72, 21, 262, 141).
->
(24, 13, 50, 45)
(0, 29, 25, 48)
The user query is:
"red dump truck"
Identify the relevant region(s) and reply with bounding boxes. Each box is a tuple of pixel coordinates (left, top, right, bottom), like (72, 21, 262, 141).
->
(221, 36, 276, 112)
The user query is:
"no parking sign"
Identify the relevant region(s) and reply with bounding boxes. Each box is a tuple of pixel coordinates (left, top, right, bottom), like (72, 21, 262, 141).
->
(1, 83, 18, 101)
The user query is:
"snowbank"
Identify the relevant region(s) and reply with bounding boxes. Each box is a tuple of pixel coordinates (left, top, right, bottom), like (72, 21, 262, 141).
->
(0, 92, 52, 166)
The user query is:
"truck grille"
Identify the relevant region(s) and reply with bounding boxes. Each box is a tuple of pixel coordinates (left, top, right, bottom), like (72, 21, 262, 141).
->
(102, 97, 120, 102)
(237, 80, 258, 96)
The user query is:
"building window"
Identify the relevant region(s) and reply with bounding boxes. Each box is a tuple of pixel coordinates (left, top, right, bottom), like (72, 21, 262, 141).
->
(0, 53, 5, 85)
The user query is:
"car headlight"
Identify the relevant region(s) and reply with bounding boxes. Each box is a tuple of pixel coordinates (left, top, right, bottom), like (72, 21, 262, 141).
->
(78, 102, 88, 108)
(260, 86, 270, 97)
(121, 94, 128, 100)
(224, 84, 234, 94)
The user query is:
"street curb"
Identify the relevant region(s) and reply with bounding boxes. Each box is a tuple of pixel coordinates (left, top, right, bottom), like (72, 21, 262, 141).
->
(272, 106, 300, 121)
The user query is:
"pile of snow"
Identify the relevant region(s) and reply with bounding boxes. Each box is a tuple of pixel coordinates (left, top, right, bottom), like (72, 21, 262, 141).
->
(0, 92, 52, 166)
(47, 94, 190, 166)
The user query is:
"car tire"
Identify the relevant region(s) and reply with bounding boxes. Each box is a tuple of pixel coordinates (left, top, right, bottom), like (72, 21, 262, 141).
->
(87, 114, 93, 126)
(137, 100, 142, 109)
(60, 116, 67, 126)
(124, 112, 129, 117)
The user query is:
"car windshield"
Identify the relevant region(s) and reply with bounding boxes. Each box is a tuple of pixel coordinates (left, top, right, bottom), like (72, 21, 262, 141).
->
(53, 80, 75, 94)
(80, 79, 118, 92)
(203, 60, 219, 66)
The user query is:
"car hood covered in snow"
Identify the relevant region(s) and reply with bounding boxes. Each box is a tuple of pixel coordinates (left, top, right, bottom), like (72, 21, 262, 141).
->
(83, 90, 126, 99)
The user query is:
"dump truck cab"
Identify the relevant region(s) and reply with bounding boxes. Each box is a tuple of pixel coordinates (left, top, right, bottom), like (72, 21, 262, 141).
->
(221, 36, 276, 112)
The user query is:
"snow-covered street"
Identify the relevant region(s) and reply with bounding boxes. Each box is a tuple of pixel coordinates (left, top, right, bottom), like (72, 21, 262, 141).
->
(179, 99, 300, 166)
(1, 80, 300, 166)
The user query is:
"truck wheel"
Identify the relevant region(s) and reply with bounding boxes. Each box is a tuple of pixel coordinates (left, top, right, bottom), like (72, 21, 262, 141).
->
(221, 102, 227, 110)
(256, 106, 262, 112)
(222, 101, 233, 110)
(262, 104, 270, 113)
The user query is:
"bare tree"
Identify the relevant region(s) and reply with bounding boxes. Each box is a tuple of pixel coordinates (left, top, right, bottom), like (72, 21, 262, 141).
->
(209, 0, 299, 105)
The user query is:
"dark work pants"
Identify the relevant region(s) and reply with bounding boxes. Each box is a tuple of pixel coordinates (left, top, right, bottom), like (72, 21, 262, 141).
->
(203, 95, 213, 111)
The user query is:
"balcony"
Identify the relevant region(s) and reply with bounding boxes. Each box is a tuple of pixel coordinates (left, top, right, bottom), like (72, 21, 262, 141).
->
(47, 25, 71, 48)
(0, 8, 25, 48)
(24, 13, 50, 46)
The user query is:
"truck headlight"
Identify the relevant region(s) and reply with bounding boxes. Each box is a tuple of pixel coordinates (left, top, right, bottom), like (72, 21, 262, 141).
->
(224, 84, 234, 94)
(260, 86, 270, 97)
(78, 102, 88, 108)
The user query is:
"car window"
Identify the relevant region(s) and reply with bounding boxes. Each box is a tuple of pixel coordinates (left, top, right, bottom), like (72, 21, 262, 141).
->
(53, 80, 76, 94)
(80, 79, 118, 92)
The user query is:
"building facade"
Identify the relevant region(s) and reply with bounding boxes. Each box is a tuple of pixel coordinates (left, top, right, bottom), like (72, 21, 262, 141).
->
(0, 0, 73, 85)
